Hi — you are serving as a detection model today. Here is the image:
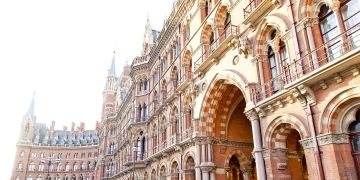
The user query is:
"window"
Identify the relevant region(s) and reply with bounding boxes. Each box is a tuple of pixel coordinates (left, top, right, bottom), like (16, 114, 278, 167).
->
(20, 151, 24, 157)
(31, 152, 37, 158)
(16, 176, 20, 180)
(341, 0, 360, 47)
(57, 163, 62, 172)
(73, 163, 78, 171)
(28, 162, 35, 172)
(205, 0, 212, 17)
(65, 162, 70, 172)
(36, 175, 42, 180)
(38, 162, 44, 171)
(26, 175, 32, 180)
(40, 152, 45, 159)
(319, 5, 341, 60)
(17, 162, 22, 170)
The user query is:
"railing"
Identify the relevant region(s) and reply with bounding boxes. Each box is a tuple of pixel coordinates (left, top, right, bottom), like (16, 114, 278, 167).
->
(133, 116, 148, 123)
(243, 0, 260, 19)
(125, 152, 148, 164)
(195, 25, 238, 69)
(160, 140, 168, 150)
(170, 135, 179, 145)
(132, 56, 148, 65)
(251, 23, 360, 104)
(179, 73, 188, 85)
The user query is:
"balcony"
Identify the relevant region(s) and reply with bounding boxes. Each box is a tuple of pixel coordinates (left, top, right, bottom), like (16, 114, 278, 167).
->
(177, 74, 191, 91)
(195, 25, 239, 74)
(127, 117, 148, 130)
(166, 87, 177, 102)
(123, 152, 147, 167)
(251, 24, 360, 104)
(243, 0, 277, 25)
(132, 55, 148, 66)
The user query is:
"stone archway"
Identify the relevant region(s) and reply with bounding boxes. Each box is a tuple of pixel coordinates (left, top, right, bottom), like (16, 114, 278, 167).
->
(196, 72, 256, 179)
(264, 121, 309, 179)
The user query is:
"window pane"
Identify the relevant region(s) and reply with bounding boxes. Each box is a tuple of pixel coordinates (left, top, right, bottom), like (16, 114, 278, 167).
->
(320, 13, 340, 42)
(342, 0, 360, 47)
(352, 135, 360, 152)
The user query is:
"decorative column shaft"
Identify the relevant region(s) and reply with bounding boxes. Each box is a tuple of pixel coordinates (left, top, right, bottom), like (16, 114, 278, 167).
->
(246, 109, 266, 180)
(195, 144, 202, 180)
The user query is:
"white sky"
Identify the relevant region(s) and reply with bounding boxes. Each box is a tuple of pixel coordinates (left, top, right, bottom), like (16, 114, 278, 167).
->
(0, 0, 174, 178)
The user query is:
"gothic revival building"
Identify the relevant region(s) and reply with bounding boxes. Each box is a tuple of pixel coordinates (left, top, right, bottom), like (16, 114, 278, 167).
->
(11, 95, 100, 180)
(99, 0, 360, 179)
(12, 0, 360, 179)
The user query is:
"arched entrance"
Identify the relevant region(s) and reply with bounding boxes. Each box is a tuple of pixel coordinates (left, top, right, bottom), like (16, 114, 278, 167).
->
(266, 123, 309, 179)
(228, 155, 243, 180)
(199, 77, 255, 179)
(287, 129, 308, 179)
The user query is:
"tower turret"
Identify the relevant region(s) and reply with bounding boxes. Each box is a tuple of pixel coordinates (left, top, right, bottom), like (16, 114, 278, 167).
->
(101, 52, 118, 119)
(19, 93, 36, 144)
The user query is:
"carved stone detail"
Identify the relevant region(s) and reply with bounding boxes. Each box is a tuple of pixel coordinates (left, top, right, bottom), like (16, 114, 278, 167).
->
(334, 73, 343, 83)
(319, 80, 328, 90)
(298, 84, 316, 105)
(245, 109, 259, 121)
(351, 66, 359, 76)
(299, 137, 314, 149)
(255, 107, 266, 118)
(317, 133, 349, 146)
(238, 37, 251, 58)
(262, 148, 287, 158)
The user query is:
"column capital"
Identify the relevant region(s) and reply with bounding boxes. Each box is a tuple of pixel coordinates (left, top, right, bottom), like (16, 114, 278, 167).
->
(245, 109, 259, 121)
(330, 0, 341, 11)
(317, 133, 349, 146)
(299, 137, 314, 149)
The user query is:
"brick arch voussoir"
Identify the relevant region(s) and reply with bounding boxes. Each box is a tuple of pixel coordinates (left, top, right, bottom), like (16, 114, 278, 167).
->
(320, 86, 360, 133)
(182, 50, 192, 66)
(201, 24, 213, 45)
(215, 5, 229, 27)
(264, 115, 309, 149)
(214, 85, 241, 138)
(224, 150, 251, 169)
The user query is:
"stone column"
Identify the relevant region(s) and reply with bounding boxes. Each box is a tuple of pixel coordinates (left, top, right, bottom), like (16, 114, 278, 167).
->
(201, 143, 206, 162)
(245, 109, 266, 180)
(210, 170, 216, 180)
(207, 143, 212, 162)
(195, 144, 202, 180)
(305, 19, 318, 69)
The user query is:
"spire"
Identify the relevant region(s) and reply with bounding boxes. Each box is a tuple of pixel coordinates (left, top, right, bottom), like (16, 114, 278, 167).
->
(108, 51, 116, 76)
(26, 92, 35, 118)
